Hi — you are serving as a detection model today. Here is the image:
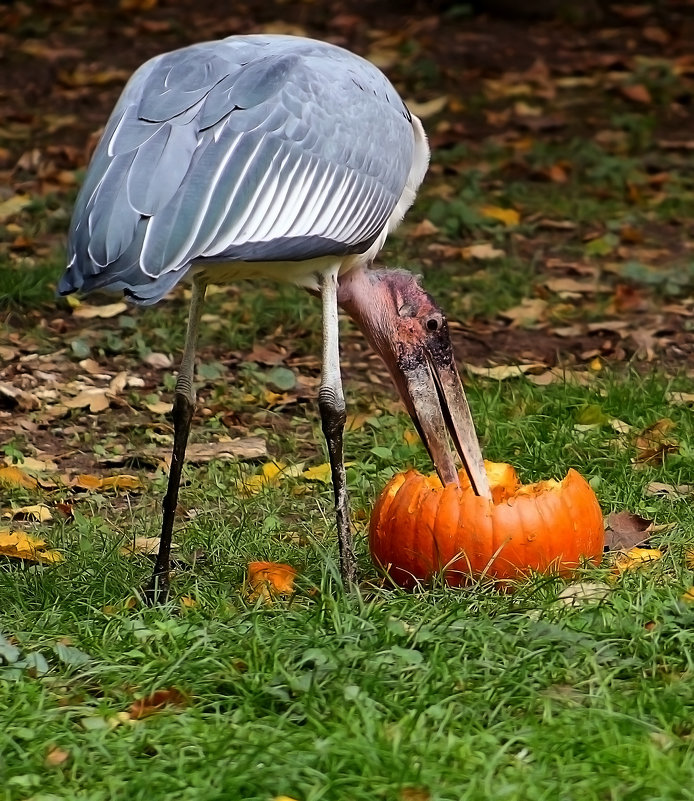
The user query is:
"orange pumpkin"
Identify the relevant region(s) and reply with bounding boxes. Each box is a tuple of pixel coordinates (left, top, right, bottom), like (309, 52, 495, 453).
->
(369, 461, 604, 588)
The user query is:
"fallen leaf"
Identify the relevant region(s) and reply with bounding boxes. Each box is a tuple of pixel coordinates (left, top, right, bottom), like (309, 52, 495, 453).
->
(462, 243, 505, 260)
(0, 466, 39, 490)
(145, 401, 173, 414)
(667, 391, 694, 405)
(247, 561, 297, 602)
(544, 277, 611, 295)
(406, 96, 448, 119)
(409, 219, 440, 238)
(129, 688, 187, 719)
(64, 389, 111, 413)
(120, 0, 158, 9)
(144, 352, 173, 369)
(499, 298, 548, 327)
(645, 482, 692, 498)
(4, 504, 53, 523)
(634, 418, 678, 464)
(109, 371, 128, 395)
(72, 301, 128, 319)
(605, 511, 653, 550)
(612, 547, 663, 573)
(0, 194, 31, 223)
(479, 205, 520, 226)
(620, 84, 652, 104)
(301, 463, 332, 483)
(185, 437, 267, 464)
(45, 747, 70, 767)
(681, 587, 694, 603)
(400, 788, 431, 801)
(120, 536, 177, 556)
(464, 363, 545, 380)
(556, 582, 611, 606)
(345, 412, 377, 431)
(0, 382, 40, 411)
(74, 474, 142, 491)
(0, 529, 62, 563)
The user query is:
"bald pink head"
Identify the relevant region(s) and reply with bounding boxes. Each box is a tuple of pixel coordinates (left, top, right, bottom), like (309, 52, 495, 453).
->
(338, 266, 489, 497)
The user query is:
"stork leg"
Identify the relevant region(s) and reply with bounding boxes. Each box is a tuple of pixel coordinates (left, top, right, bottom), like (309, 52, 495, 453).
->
(145, 278, 207, 604)
(318, 269, 356, 587)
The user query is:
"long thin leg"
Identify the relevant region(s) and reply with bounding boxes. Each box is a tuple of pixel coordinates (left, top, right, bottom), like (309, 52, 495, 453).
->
(145, 278, 207, 603)
(318, 268, 356, 586)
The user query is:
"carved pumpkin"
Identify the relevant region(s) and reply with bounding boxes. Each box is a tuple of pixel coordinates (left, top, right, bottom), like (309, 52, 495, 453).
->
(370, 461, 604, 588)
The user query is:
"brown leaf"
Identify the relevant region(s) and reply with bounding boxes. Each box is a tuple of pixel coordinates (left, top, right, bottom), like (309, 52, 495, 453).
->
(0, 382, 40, 411)
(129, 688, 187, 719)
(64, 389, 111, 413)
(605, 511, 653, 550)
(185, 437, 267, 464)
(634, 419, 678, 464)
(462, 243, 505, 260)
(464, 363, 546, 380)
(400, 789, 431, 801)
(45, 746, 70, 767)
(620, 84, 652, 104)
(409, 219, 439, 238)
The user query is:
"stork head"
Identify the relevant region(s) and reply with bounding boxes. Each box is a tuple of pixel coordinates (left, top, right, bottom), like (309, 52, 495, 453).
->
(338, 266, 490, 497)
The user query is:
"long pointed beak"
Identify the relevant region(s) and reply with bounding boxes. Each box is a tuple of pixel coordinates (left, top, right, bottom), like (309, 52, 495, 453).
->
(394, 356, 491, 498)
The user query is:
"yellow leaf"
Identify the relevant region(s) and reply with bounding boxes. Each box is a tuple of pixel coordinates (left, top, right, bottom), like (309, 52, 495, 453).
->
(0, 465, 39, 490)
(612, 547, 663, 573)
(75, 474, 142, 492)
(0, 529, 62, 563)
(681, 587, 694, 603)
(5, 504, 53, 523)
(273, 797, 301, 801)
(72, 301, 128, 319)
(74, 474, 102, 490)
(237, 461, 299, 496)
(403, 429, 420, 446)
(464, 362, 545, 381)
(0, 194, 31, 223)
(101, 475, 141, 491)
(480, 205, 520, 226)
(180, 595, 198, 609)
(405, 95, 448, 119)
(301, 463, 332, 483)
(589, 357, 602, 372)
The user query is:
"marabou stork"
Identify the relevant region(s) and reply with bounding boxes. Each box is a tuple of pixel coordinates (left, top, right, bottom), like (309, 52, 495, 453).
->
(59, 34, 490, 601)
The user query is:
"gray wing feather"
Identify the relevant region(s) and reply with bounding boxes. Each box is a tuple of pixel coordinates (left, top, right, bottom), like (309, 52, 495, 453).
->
(61, 35, 416, 304)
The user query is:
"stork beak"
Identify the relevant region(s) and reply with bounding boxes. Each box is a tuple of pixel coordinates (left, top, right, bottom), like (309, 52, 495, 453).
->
(337, 266, 491, 498)
(390, 344, 491, 498)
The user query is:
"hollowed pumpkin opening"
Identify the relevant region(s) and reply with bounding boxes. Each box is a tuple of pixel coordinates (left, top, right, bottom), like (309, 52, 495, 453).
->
(370, 461, 604, 588)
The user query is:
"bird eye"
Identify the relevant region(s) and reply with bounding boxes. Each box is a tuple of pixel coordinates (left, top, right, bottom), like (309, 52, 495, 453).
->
(426, 317, 440, 332)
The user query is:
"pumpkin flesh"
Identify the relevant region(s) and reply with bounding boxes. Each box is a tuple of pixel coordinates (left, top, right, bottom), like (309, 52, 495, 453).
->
(370, 461, 604, 588)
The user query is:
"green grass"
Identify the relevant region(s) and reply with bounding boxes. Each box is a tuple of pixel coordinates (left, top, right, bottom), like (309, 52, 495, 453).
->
(2, 370, 694, 801)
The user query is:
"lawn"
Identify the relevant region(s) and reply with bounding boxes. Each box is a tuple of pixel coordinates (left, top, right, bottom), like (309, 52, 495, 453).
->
(2, 1, 694, 800)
